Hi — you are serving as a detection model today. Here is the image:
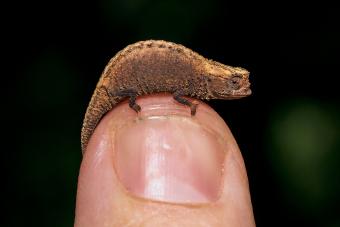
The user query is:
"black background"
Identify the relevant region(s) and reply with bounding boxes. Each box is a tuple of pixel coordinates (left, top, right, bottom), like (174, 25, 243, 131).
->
(4, 0, 340, 226)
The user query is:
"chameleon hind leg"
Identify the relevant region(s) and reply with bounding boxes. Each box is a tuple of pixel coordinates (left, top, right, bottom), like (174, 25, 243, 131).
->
(114, 89, 141, 113)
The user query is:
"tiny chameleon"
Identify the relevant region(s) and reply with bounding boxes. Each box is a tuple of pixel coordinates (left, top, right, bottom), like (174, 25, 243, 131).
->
(81, 40, 251, 153)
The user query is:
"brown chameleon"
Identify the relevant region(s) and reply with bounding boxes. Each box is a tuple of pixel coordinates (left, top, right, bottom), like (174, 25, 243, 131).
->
(81, 40, 251, 153)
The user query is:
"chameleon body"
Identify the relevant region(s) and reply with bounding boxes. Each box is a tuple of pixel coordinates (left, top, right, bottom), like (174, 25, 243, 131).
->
(81, 40, 251, 153)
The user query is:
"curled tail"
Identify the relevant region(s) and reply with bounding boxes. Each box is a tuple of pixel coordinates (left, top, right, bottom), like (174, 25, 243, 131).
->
(81, 86, 113, 153)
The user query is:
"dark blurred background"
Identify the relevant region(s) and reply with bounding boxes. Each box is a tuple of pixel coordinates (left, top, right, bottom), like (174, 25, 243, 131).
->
(4, 0, 340, 226)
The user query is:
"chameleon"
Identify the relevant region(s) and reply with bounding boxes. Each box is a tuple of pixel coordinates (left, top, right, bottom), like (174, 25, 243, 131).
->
(81, 40, 251, 153)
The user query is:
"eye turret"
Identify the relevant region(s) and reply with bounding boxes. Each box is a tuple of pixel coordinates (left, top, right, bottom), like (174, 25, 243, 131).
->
(227, 76, 242, 90)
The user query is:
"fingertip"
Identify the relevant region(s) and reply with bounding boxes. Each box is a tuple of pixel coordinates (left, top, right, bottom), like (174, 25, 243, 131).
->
(75, 94, 255, 226)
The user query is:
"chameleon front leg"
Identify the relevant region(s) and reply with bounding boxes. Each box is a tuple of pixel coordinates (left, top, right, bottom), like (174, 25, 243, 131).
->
(173, 90, 198, 116)
(114, 89, 141, 113)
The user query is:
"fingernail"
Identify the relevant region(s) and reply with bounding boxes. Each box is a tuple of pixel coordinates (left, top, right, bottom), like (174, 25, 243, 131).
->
(113, 97, 226, 204)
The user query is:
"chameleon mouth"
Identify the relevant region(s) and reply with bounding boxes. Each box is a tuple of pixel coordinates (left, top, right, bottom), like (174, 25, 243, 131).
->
(238, 87, 252, 96)
(211, 87, 251, 99)
(228, 86, 252, 99)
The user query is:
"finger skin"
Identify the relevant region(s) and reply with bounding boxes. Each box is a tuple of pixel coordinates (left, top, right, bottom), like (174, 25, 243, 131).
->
(75, 94, 255, 227)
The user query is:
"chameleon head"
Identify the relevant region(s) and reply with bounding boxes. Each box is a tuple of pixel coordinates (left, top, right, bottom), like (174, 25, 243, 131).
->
(205, 63, 251, 100)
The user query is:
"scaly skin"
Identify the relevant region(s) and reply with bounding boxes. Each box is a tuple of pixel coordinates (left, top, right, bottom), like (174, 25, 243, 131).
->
(81, 40, 251, 153)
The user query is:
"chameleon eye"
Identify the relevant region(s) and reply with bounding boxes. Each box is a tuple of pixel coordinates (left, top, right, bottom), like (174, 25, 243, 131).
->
(228, 76, 242, 89)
